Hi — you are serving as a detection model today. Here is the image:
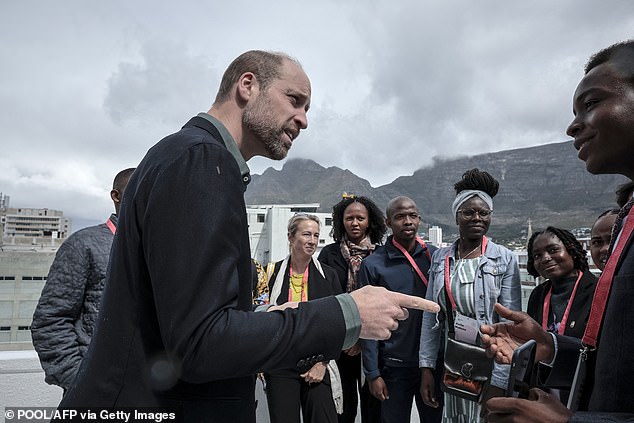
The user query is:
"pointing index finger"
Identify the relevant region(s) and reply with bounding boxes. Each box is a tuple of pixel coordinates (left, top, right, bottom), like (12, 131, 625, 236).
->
(390, 292, 440, 313)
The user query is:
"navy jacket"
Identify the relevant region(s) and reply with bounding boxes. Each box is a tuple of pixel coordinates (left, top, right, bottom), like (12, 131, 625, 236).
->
(59, 116, 348, 421)
(358, 236, 436, 378)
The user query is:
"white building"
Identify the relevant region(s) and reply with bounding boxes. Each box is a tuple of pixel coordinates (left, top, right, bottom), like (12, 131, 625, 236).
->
(247, 203, 334, 265)
(0, 199, 68, 348)
(2, 207, 70, 248)
(0, 250, 56, 346)
(428, 225, 443, 247)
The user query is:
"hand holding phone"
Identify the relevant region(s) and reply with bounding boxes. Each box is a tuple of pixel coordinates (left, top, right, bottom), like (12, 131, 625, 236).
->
(505, 339, 536, 398)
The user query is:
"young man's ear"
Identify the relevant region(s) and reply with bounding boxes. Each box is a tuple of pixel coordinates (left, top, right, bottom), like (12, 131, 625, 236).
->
(111, 189, 121, 205)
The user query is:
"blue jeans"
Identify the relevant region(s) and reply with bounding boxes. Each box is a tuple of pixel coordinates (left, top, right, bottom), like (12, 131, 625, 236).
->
(380, 362, 444, 423)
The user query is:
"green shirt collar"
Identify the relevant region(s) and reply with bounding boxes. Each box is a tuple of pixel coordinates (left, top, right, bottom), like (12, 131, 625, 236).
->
(197, 112, 251, 185)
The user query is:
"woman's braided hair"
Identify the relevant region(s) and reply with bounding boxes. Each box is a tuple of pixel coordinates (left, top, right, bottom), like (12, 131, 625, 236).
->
(453, 168, 499, 197)
(526, 226, 589, 278)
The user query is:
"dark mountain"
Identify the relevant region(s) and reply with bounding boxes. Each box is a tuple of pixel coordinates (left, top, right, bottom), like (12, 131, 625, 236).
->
(245, 141, 627, 242)
(247, 158, 378, 210)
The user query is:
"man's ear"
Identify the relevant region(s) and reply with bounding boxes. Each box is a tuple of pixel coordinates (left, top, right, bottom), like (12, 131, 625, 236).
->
(236, 72, 257, 102)
(110, 189, 121, 205)
(385, 217, 392, 230)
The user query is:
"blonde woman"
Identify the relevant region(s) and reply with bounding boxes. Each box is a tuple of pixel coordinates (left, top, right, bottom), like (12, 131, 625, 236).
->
(265, 213, 343, 423)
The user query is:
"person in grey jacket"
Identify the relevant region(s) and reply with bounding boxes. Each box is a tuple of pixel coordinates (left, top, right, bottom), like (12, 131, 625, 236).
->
(31, 167, 134, 391)
(419, 169, 521, 422)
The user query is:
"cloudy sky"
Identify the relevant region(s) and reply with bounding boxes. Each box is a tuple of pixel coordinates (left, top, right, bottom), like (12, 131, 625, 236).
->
(1, 1, 632, 230)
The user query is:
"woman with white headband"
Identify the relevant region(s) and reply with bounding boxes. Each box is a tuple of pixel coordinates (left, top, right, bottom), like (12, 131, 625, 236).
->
(418, 168, 521, 422)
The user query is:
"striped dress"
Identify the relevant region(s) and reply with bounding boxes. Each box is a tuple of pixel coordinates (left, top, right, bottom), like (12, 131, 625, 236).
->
(440, 256, 482, 423)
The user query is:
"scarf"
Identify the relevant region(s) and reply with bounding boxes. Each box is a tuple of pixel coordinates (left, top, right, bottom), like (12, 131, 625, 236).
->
(269, 255, 326, 306)
(340, 234, 375, 292)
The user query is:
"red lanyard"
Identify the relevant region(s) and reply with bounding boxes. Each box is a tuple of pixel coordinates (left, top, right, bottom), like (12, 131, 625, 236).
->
(444, 237, 488, 310)
(391, 236, 431, 286)
(288, 264, 308, 302)
(105, 218, 116, 235)
(583, 207, 634, 348)
(542, 271, 583, 335)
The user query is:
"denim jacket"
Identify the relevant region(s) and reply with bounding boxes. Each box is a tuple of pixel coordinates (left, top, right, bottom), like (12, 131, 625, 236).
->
(418, 239, 521, 389)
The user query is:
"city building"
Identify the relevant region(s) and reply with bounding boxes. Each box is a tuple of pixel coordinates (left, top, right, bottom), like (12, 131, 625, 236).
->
(0, 250, 55, 346)
(514, 249, 540, 311)
(2, 204, 71, 249)
(428, 225, 443, 247)
(0, 192, 9, 210)
(0, 194, 67, 349)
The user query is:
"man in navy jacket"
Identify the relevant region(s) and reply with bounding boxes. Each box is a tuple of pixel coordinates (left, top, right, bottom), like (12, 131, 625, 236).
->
(58, 51, 439, 422)
(359, 197, 443, 423)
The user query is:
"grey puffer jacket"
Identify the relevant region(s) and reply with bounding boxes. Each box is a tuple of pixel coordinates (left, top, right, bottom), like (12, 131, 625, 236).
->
(31, 214, 116, 389)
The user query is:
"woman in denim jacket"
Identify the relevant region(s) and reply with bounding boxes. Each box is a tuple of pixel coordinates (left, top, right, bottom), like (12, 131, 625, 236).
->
(419, 169, 521, 422)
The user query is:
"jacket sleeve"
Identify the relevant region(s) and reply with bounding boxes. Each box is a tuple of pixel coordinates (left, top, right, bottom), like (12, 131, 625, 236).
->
(495, 250, 522, 318)
(490, 249, 523, 389)
(541, 334, 582, 389)
(138, 143, 348, 382)
(357, 261, 381, 380)
(570, 412, 634, 422)
(419, 252, 443, 369)
(31, 236, 89, 389)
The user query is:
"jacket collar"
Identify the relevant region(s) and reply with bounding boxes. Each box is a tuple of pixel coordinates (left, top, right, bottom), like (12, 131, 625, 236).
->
(191, 113, 252, 186)
(450, 238, 502, 260)
(385, 235, 424, 260)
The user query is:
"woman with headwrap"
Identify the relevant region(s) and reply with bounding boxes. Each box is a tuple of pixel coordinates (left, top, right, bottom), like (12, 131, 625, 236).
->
(318, 195, 387, 423)
(418, 169, 521, 422)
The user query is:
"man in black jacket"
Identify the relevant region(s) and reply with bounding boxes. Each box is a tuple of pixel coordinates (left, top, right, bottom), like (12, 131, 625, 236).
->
(58, 51, 439, 422)
(359, 197, 442, 423)
(31, 167, 134, 391)
(482, 40, 634, 422)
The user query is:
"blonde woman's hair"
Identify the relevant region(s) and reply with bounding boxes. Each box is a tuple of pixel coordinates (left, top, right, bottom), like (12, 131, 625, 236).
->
(287, 213, 320, 237)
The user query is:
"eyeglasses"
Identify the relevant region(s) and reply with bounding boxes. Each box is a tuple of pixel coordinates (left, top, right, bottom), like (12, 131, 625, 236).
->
(457, 209, 493, 219)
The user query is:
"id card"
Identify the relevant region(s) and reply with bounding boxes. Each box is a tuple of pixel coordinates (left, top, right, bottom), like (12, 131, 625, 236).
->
(454, 313, 480, 344)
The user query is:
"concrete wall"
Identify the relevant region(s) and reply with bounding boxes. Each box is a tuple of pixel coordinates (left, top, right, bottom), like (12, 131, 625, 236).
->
(0, 250, 55, 344)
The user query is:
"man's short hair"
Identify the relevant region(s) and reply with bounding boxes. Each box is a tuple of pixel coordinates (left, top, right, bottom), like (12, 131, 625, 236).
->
(585, 40, 634, 85)
(214, 50, 300, 103)
(113, 168, 135, 192)
(385, 196, 418, 219)
(616, 180, 634, 208)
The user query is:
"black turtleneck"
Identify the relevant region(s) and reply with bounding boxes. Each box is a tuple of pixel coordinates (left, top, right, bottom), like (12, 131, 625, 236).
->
(549, 273, 578, 326)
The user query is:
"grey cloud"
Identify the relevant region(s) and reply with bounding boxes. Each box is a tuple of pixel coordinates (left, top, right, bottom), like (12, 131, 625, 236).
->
(104, 40, 218, 127)
(2, 0, 634, 228)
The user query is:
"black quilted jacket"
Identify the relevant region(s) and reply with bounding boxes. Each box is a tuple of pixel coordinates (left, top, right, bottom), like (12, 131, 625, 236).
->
(31, 214, 116, 389)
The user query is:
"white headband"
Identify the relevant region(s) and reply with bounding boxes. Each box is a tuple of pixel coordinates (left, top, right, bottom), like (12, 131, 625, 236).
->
(451, 190, 493, 217)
